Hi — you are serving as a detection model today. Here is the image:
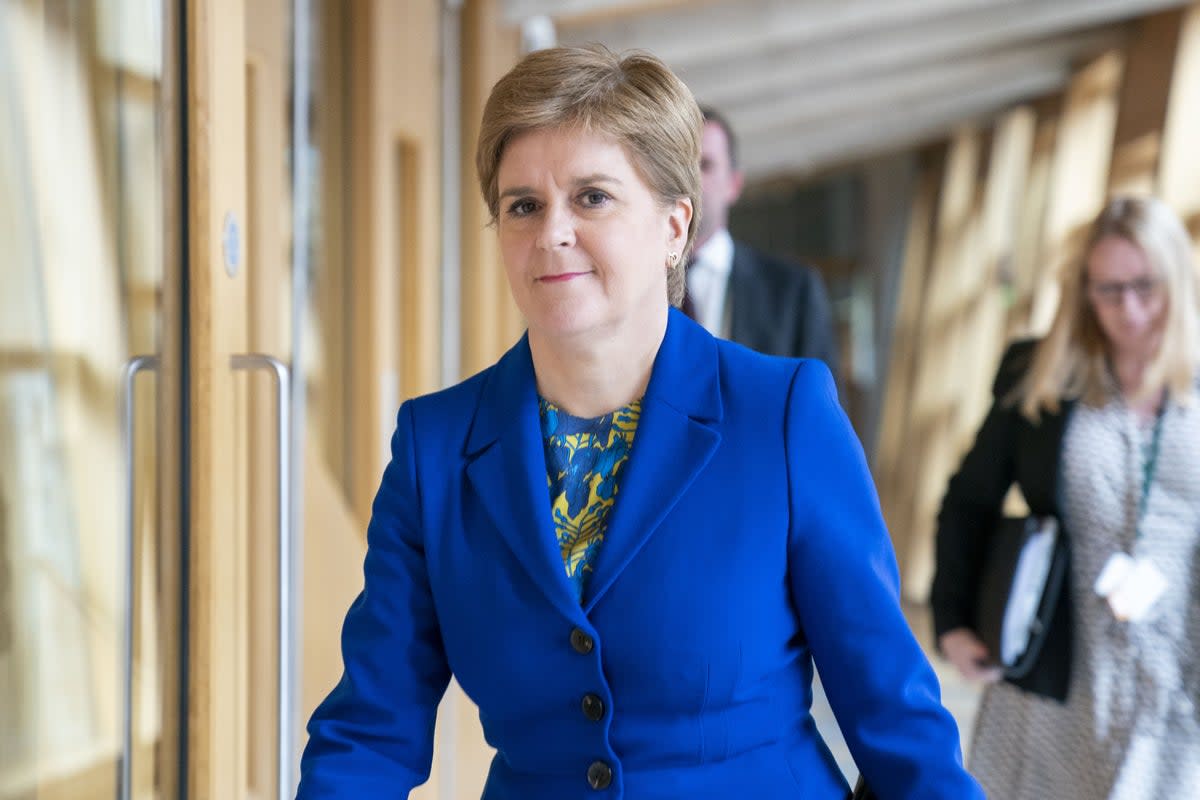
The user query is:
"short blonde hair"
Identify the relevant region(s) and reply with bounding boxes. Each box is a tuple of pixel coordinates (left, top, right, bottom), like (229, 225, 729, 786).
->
(476, 44, 702, 306)
(1019, 195, 1200, 419)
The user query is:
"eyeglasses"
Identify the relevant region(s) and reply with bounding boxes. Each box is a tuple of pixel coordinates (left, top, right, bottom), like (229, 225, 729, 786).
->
(1087, 277, 1161, 305)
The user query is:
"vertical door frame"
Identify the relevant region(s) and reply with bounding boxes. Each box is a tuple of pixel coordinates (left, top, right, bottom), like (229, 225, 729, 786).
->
(184, 0, 249, 796)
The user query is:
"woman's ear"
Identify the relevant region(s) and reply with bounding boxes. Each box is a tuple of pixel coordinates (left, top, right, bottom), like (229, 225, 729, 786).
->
(667, 197, 693, 251)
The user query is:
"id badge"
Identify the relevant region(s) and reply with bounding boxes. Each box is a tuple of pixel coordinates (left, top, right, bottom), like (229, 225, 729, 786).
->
(1094, 552, 1168, 622)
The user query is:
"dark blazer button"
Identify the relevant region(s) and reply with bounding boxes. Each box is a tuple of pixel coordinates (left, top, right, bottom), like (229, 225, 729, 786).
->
(581, 693, 605, 721)
(587, 760, 612, 790)
(570, 627, 594, 654)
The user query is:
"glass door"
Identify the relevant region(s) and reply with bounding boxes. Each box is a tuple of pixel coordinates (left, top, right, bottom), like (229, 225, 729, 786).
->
(0, 1, 185, 799)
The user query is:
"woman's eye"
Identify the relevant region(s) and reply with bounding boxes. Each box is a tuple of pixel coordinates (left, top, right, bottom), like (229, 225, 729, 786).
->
(581, 190, 610, 207)
(507, 199, 538, 216)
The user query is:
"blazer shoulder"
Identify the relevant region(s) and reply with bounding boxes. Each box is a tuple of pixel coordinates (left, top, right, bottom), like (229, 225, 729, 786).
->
(410, 366, 488, 413)
(992, 338, 1040, 398)
(404, 364, 493, 446)
(714, 335, 801, 387)
(713, 340, 839, 416)
(734, 241, 821, 288)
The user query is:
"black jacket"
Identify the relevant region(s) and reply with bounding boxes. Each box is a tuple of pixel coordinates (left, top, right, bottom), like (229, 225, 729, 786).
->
(728, 242, 838, 375)
(931, 339, 1074, 700)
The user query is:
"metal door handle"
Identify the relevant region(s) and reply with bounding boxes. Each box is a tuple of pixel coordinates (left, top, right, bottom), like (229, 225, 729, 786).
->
(120, 356, 160, 800)
(231, 354, 294, 800)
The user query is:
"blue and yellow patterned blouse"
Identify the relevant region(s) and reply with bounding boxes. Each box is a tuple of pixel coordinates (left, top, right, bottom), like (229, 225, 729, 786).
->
(538, 398, 641, 603)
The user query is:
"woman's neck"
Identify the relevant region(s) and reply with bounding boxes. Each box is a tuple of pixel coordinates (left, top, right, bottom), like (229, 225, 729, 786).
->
(1110, 350, 1163, 417)
(528, 316, 666, 418)
(1112, 354, 1146, 395)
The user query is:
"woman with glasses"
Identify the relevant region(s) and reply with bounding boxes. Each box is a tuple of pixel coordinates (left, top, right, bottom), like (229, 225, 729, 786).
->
(933, 195, 1200, 798)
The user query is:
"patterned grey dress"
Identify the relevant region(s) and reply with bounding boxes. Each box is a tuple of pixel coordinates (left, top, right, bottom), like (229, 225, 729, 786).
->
(969, 386, 1200, 799)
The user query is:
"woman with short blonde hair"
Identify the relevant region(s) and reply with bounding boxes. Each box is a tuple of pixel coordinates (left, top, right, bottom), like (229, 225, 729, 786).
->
(301, 45, 980, 799)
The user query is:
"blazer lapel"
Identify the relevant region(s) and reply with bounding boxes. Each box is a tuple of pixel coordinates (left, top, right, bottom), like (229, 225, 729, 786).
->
(465, 336, 583, 622)
(583, 310, 724, 611)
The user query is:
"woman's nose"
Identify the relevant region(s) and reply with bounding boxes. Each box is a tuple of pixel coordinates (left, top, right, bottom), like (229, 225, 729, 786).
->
(1119, 288, 1146, 317)
(536, 202, 576, 250)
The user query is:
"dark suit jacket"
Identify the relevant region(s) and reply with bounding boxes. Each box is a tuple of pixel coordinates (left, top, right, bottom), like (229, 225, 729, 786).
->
(728, 241, 838, 374)
(931, 339, 1074, 699)
(298, 310, 982, 799)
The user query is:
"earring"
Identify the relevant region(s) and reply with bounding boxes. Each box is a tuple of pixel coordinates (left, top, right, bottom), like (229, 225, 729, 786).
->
(667, 251, 680, 268)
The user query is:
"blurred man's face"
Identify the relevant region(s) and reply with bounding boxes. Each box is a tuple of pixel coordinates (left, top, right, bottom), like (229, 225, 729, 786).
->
(697, 120, 744, 247)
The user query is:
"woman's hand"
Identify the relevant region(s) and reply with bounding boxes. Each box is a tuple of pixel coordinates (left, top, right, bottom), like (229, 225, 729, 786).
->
(938, 628, 1003, 683)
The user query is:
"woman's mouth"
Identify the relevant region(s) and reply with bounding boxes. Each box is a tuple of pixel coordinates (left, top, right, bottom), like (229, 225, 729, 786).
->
(539, 271, 587, 283)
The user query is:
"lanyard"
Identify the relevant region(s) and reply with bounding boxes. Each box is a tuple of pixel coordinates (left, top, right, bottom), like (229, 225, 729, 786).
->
(1134, 399, 1167, 541)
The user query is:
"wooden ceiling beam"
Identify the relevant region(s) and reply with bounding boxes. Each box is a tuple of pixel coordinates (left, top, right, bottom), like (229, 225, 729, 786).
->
(501, 0, 711, 28)
(545, 0, 1189, 179)
(737, 66, 1067, 180)
(729, 31, 1120, 136)
(668, 0, 1183, 108)
(561, 0, 1028, 66)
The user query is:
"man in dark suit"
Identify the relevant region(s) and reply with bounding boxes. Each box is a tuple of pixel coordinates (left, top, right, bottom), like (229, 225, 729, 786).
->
(689, 107, 838, 373)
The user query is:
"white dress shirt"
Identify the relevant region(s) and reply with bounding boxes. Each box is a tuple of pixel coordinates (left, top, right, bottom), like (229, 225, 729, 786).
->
(686, 228, 734, 337)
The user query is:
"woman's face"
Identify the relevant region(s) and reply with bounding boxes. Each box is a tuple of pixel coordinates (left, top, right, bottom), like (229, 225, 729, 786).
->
(1086, 234, 1168, 359)
(495, 126, 691, 344)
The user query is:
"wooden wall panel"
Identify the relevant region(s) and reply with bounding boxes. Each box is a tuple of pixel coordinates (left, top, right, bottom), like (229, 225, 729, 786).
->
(346, 0, 443, 522)
(958, 107, 1036, 445)
(461, 0, 523, 379)
(874, 162, 940, 579)
(185, 0, 249, 795)
(1006, 101, 1060, 340)
(1028, 50, 1124, 334)
(901, 128, 985, 601)
(1159, 2, 1200, 242)
(1109, 10, 1184, 196)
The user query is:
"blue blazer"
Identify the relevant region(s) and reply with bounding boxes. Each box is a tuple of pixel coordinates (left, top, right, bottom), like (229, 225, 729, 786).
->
(298, 310, 982, 799)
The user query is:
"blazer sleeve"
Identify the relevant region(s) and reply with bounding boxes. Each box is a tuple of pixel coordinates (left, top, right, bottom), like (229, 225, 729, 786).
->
(297, 401, 451, 798)
(929, 340, 1034, 641)
(784, 360, 983, 800)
